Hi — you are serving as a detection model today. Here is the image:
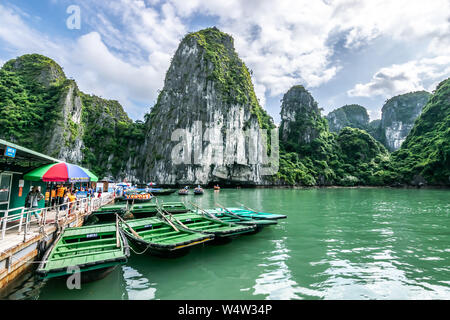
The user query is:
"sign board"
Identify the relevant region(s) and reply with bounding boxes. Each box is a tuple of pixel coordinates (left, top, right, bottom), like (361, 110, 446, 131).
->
(76, 191, 88, 199)
(4, 146, 16, 158)
(18, 180, 24, 187)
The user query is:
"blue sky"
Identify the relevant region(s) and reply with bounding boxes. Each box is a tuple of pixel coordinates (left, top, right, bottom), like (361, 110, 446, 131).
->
(1, 0, 449, 122)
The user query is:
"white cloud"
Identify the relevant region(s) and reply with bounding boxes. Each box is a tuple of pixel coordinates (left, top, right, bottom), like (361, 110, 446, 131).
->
(1, 0, 450, 119)
(348, 56, 450, 98)
(167, 0, 450, 105)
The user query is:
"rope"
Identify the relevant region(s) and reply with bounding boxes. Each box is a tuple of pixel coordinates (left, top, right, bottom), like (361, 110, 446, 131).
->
(128, 244, 151, 255)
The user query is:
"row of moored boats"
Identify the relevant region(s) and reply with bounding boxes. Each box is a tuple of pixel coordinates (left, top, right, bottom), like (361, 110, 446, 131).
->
(35, 200, 286, 282)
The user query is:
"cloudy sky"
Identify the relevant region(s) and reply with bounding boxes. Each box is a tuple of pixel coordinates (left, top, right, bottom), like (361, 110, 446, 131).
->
(0, 0, 449, 122)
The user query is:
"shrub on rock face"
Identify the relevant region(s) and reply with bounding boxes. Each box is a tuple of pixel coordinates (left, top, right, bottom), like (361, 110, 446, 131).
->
(392, 78, 450, 185)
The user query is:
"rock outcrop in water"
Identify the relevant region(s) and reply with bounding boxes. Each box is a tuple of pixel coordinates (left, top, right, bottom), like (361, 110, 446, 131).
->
(326, 104, 370, 133)
(137, 27, 275, 185)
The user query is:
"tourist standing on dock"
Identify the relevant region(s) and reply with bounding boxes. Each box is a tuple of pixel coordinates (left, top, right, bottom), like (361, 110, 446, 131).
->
(57, 185, 66, 210)
(61, 190, 68, 211)
(68, 191, 76, 215)
(50, 187, 56, 209)
(25, 186, 44, 220)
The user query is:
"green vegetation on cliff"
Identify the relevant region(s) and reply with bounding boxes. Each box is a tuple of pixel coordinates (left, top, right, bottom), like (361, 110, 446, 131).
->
(0, 54, 144, 180)
(0, 54, 67, 151)
(392, 79, 450, 185)
(184, 27, 274, 130)
(277, 85, 395, 186)
(79, 93, 145, 178)
(326, 104, 369, 133)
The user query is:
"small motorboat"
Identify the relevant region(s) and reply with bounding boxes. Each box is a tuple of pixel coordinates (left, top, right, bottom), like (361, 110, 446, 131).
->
(213, 185, 220, 191)
(178, 189, 189, 195)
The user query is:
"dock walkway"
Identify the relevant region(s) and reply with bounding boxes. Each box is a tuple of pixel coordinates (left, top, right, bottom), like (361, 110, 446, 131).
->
(0, 193, 115, 289)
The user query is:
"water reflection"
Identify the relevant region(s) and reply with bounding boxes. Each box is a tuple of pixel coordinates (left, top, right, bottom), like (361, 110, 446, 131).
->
(253, 237, 305, 299)
(121, 265, 157, 300)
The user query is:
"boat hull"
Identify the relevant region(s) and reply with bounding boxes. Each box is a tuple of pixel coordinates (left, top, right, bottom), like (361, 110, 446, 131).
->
(36, 225, 130, 283)
(122, 230, 212, 258)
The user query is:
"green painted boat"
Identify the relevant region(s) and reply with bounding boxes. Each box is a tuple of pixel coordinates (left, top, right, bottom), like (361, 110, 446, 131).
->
(119, 217, 213, 257)
(170, 212, 256, 241)
(130, 202, 189, 217)
(199, 209, 277, 233)
(212, 207, 287, 220)
(91, 204, 127, 222)
(161, 202, 189, 213)
(36, 223, 130, 282)
(149, 189, 177, 195)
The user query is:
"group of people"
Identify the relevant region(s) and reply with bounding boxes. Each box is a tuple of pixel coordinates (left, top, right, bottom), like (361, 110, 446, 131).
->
(26, 185, 99, 215)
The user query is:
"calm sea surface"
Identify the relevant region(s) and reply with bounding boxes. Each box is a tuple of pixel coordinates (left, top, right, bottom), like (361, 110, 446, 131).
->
(3, 188, 450, 300)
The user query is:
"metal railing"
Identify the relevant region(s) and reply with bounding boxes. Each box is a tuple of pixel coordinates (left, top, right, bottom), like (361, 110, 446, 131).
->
(0, 192, 115, 242)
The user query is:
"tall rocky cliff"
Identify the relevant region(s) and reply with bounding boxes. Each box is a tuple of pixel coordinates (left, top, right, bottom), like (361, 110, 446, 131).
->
(280, 85, 326, 153)
(325, 92, 431, 151)
(378, 91, 431, 151)
(137, 27, 275, 185)
(0, 54, 144, 180)
(326, 104, 369, 133)
(393, 79, 450, 185)
(277, 85, 391, 186)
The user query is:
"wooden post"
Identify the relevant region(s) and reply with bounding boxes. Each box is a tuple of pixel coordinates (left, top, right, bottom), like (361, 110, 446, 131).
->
(23, 211, 30, 242)
(1, 210, 8, 240)
(18, 208, 25, 233)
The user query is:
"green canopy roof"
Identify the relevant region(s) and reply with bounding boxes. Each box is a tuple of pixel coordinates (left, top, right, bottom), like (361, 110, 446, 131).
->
(83, 168, 99, 182)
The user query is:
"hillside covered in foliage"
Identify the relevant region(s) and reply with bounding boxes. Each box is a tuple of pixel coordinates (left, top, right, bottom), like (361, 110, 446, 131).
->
(392, 78, 450, 185)
(0, 54, 145, 179)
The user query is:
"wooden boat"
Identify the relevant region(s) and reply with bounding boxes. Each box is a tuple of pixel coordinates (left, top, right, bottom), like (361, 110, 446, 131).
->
(36, 223, 130, 282)
(148, 188, 177, 195)
(119, 217, 213, 257)
(213, 207, 287, 220)
(130, 202, 189, 217)
(194, 187, 204, 195)
(162, 202, 189, 213)
(199, 208, 277, 233)
(170, 212, 256, 242)
(213, 185, 220, 190)
(90, 204, 127, 222)
(178, 189, 189, 195)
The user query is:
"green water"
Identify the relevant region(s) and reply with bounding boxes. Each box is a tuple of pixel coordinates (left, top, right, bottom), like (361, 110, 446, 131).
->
(4, 188, 450, 300)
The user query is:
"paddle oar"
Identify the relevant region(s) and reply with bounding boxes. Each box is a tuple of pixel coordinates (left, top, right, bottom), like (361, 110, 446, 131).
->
(216, 202, 244, 218)
(236, 202, 260, 214)
(189, 201, 223, 222)
(155, 197, 189, 228)
(216, 202, 256, 223)
(156, 207, 179, 232)
(116, 213, 142, 239)
(115, 216, 121, 248)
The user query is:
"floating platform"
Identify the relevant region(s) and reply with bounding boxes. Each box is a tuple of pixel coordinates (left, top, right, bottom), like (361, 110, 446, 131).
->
(119, 217, 213, 257)
(36, 224, 130, 282)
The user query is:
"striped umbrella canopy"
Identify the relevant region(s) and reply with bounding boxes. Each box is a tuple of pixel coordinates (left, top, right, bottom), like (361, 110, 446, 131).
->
(24, 163, 98, 182)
